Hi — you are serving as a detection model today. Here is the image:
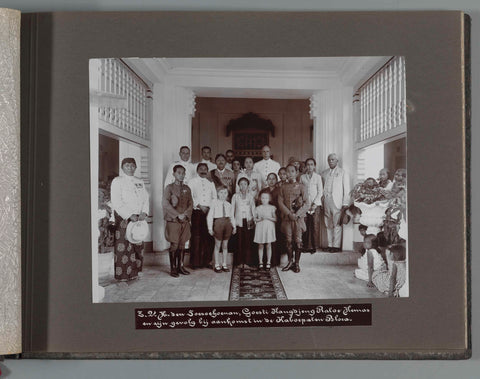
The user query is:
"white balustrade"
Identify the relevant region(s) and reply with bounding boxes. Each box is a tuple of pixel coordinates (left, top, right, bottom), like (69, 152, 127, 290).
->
(357, 56, 406, 143)
(96, 58, 151, 142)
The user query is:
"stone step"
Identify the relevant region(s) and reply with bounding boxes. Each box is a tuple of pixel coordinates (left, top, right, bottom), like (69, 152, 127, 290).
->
(143, 250, 361, 267)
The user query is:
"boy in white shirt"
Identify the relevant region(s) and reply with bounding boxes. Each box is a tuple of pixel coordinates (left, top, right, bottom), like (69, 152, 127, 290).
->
(207, 186, 235, 273)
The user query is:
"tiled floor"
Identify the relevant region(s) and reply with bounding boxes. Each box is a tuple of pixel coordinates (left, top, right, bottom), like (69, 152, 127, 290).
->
(277, 254, 386, 299)
(100, 251, 386, 303)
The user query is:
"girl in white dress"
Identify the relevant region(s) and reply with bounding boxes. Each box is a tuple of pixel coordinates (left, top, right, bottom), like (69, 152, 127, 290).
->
(254, 190, 277, 270)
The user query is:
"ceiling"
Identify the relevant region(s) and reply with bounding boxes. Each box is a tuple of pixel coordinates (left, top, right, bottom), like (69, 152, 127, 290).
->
(163, 57, 359, 72)
(125, 56, 391, 99)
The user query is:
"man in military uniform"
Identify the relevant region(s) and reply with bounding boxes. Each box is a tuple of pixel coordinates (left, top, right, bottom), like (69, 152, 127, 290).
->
(163, 165, 193, 277)
(277, 164, 309, 273)
(208, 153, 235, 200)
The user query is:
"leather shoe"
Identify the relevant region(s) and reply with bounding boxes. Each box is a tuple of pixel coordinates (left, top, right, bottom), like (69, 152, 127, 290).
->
(293, 264, 300, 273)
(170, 268, 179, 278)
(214, 266, 222, 273)
(282, 261, 293, 271)
(178, 266, 190, 275)
(222, 266, 230, 272)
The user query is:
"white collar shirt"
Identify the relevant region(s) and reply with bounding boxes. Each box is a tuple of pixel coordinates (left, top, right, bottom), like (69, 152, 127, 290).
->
(254, 158, 281, 188)
(188, 176, 216, 208)
(110, 175, 150, 220)
(301, 172, 324, 206)
(206, 199, 234, 231)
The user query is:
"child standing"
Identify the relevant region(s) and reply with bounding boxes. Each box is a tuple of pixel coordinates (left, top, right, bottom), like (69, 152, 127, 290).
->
(207, 186, 235, 273)
(231, 177, 256, 268)
(254, 190, 277, 270)
(278, 164, 309, 273)
(163, 165, 193, 278)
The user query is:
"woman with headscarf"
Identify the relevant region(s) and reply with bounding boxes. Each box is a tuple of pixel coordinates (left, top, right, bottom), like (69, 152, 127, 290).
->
(110, 157, 149, 281)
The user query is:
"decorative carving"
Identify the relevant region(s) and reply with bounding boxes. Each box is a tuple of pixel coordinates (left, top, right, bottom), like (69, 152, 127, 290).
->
(233, 131, 269, 158)
(186, 89, 196, 118)
(225, 112, 275, 137)
(309, 92, 322, 120)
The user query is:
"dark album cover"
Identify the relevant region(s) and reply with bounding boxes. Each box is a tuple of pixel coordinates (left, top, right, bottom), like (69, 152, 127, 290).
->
(19, 11, 470, 358)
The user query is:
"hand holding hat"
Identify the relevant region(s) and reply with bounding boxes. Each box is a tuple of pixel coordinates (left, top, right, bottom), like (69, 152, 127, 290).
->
(126, 220, 148, 244)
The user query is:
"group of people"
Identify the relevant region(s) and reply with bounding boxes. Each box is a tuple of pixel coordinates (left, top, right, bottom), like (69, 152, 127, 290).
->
(353, 167, 408, 297)
(109, 143, 407, 293)
(354, 227, 407, 298)
(160, 144, 351, 278)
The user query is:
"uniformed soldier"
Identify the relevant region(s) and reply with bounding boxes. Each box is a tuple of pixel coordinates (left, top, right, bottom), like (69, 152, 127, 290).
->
(163, 165, 193, 277)
(277, 164, 309, 273)
(208, 153, 235, 200)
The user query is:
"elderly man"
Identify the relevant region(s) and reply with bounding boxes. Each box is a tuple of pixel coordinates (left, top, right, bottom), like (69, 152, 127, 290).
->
(195, 145, 217, 172)
(164, 146, 195, 187)
(320, 153, 350, 252)
(300, 158, 324, 253)
(254, 145, 281, 189)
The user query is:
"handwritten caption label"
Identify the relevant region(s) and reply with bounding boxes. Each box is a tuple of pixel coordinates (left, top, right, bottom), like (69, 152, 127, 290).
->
(135, 304, 371, 329)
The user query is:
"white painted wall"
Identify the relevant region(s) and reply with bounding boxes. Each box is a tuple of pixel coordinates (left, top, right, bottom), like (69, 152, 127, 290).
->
(89, 59, 105, 303)
(151, 83, 196, 251)
(311, 86, 355, 250)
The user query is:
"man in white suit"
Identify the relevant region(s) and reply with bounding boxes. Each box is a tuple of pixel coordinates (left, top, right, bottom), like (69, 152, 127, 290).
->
(321, 153, 350, 252)
(253, 145, 281, 189)
(164, 146, 195, 187)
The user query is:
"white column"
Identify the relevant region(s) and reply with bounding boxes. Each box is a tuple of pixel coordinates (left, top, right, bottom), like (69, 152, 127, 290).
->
(151, 83, 196, 251)
(310, 87, 354, 251)
(89, 59, 105, 302)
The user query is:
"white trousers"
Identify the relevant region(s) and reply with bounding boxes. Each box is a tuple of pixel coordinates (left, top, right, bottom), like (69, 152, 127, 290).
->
(323, 194, 343, 248)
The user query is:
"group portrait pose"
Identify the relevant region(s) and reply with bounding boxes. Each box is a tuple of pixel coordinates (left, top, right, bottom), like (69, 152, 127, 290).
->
(110, 143, 407, 298)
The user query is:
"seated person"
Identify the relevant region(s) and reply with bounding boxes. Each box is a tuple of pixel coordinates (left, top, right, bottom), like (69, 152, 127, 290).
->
(368, 244, 407, 297)
(354, 234, 386, 282)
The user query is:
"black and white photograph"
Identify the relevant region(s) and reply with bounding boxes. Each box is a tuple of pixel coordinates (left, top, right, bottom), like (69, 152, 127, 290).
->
(89, 56, 408, 303)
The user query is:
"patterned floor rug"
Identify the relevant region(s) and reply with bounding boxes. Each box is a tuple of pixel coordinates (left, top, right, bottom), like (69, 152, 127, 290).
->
(229, 266, 287, 301)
